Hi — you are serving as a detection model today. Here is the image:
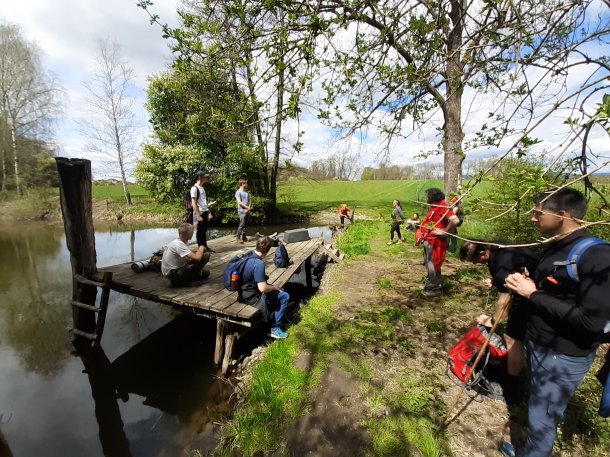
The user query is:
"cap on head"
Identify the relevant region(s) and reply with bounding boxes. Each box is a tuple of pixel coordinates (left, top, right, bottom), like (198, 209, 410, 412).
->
(195, 171, 210, 180)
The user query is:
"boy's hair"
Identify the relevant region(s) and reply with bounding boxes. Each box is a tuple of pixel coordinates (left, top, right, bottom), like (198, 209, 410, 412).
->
(256, 236, 273, 254)
(178, 223, 194, 237)
(426, 188, 445, 204)
(195, 170, 209, 180)
(534, 188, 588, 219)
(238, 178, 248, 187)
(459, 240, 489, 262)
(394, 199, 401, 207)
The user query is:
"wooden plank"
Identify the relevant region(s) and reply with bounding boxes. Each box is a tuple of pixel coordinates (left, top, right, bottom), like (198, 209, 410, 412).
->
(71, 301, 99, 313)
(222, 333, 237, 376)
(214, 319, 227, 365)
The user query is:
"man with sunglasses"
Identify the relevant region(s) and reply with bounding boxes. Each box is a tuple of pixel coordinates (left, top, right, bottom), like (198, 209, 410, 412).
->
(500, 188, 610, 457)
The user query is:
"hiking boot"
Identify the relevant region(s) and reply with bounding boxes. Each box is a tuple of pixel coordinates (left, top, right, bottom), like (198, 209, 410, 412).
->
(242, 236, 248, 242)
(499, 441, 516, 457)
(270, 327, 288, 339)
(200, 268, 210, 280)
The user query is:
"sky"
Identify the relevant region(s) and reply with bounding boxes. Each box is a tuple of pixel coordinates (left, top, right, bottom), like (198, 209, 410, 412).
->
(2, 0, 609, 179)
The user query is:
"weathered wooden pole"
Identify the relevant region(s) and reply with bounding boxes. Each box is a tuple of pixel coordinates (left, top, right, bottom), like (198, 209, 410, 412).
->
(56, 158, 98, 342)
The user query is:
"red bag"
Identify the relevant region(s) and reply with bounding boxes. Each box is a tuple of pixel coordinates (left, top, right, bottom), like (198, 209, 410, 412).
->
(448, 324, 507, 383)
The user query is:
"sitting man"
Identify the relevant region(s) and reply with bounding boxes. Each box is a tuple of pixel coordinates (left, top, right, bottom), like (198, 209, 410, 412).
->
(240, 236, 290, 339)
(161, 223, 210, 287)
(460, 240, 539, 377)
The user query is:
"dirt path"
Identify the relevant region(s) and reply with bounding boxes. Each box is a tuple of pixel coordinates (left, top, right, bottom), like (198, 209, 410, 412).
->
(282, 232, 519, 457)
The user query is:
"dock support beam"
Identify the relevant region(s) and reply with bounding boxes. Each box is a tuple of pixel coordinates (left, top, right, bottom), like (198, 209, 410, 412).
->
(305, 256, 313, 291)
(214, 319, 228, 366)
(56, 158, 98, 346)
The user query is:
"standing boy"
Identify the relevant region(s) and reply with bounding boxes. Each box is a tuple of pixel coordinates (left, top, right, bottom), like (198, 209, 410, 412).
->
(191, 171, 215, 252)
(235, 179, 251, 243)
(416, 188, 460, 292)
(502, 188, 610, 457)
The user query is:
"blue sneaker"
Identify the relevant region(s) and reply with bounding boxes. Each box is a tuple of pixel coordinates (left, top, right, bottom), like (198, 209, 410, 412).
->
(270, 327, 288, 339)
(499, 441, 516, 457)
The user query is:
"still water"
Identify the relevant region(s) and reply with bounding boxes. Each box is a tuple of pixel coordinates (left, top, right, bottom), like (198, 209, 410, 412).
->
(0, 222, 326, 457)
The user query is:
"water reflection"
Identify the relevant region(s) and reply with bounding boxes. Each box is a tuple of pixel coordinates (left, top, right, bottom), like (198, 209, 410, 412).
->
(0, 222, 328, 457)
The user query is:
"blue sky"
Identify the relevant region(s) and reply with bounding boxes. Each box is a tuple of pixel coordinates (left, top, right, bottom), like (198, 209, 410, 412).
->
(2, 0, 609, 178)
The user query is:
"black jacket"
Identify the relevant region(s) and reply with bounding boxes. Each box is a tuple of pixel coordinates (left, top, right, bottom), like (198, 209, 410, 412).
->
(527, 230, 610, 356)
(489, 246, 539, 294)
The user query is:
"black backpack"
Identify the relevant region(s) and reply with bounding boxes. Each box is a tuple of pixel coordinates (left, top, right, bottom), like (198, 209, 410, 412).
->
(223, 251, 257, 291)
(274, 242, 291, 268)
(184, 186, 200, 223)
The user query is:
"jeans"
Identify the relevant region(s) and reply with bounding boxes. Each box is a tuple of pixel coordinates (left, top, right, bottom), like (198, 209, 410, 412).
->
(195, 211, 209, 247)
(266, 290, 290, 327)
(519, 340, 595, 457)
(236, 212, 248, 240)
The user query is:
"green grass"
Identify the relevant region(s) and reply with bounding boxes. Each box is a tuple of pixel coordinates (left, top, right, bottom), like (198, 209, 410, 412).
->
(219, 293, 342, 456)
(92, 183, 149, 200)
(336, 220, 384, 257)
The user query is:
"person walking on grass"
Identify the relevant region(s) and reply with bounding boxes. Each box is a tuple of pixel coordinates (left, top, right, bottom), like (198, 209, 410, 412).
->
(161, 223, 211, 287)
(235, 179, 251, 243)
(460, 241, 539, 377)
(416, 188, 460, 293)
(387, 199, 405, 245)
(239, 236, 291, 339)
(191, 171, 216, 252)
(500, 188, 610, 457)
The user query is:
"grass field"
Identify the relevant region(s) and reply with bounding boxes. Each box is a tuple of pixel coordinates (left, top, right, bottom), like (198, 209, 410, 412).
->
(277, 178, 444, 214)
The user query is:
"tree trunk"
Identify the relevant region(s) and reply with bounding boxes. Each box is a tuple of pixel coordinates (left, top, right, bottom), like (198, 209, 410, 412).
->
(442, 0, 466, 197)
(1, 122, 6, 193)
(116, 144, 132, 206)
(245, 60, 269, 195)
(10, 124, 21, 195)
(270, 63, 285, 207)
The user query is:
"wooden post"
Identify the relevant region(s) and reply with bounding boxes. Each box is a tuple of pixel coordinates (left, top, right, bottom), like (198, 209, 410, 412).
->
(222, 333, 237, 376)
(0, 427, 14, 457)
(214, 319, 227, 366)
(94, 272, 113, 347)
(56, 158, 98, 342)
(305, 256, 313, 291)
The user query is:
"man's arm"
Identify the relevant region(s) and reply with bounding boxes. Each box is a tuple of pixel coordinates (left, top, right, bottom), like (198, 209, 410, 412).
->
(257, 281, 281, 293)
(433, 215, 459, 237)
(186, 245, 205, 262)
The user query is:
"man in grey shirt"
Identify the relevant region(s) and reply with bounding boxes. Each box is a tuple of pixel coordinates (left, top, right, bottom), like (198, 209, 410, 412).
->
(235, 179, 251, 243)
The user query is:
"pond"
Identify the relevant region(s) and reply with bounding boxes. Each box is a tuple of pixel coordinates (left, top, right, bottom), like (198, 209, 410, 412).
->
(0, 222, 331, 457)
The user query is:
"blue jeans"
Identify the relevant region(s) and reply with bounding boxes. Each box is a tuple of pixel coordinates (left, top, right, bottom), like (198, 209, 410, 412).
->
(520, 340, 595, 457)
(266, 290, 290, 327)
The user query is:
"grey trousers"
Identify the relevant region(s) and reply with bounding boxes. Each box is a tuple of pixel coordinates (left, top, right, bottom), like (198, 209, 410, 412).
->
(423, 241, 441, 285)
(236, 212, 248, 240)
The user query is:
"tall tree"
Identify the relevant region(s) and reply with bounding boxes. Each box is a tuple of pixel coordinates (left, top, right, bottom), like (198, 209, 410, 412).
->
(78, 37, 139, 205)
(0, 21, 62, 195)
(138, 0, 314, 206)
(276, 0, 610, 195)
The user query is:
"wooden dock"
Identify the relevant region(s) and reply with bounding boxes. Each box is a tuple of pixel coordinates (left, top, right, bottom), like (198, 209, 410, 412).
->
(93, 235, 324, 327)
(54, 157, 343, 376)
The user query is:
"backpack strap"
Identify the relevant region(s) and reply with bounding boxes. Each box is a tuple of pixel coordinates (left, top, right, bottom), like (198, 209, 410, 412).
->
(558, 237, 610, 282)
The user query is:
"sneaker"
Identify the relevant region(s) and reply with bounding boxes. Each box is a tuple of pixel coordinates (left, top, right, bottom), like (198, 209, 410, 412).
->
(270, 327, 288, 339)
(387, 241, 395, 245)
(499, 441, 516, 457)
(397, 240, 404, 244)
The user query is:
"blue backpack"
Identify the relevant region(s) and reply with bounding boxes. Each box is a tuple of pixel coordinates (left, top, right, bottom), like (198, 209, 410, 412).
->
(274, 242, 291, 268)
(223, 251, 257, 291)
